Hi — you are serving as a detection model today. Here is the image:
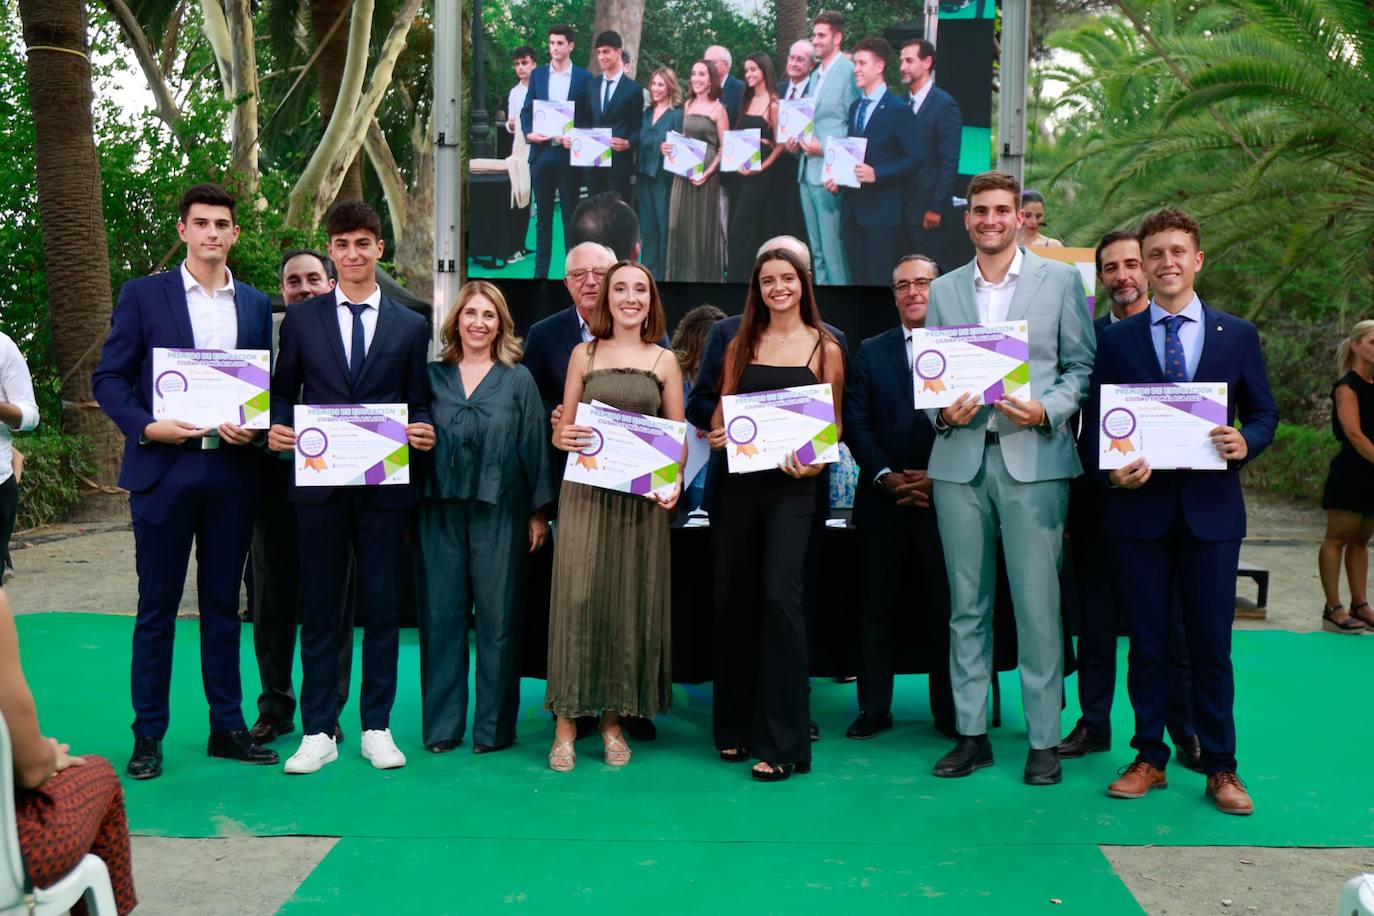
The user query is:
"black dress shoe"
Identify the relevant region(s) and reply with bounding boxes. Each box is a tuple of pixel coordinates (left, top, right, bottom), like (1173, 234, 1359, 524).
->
(426, 739, 461, 753)
(207, 729, 280, 765)
(845, 711, 894, 740)
(249, 716, 295, 744)
(1058, 723, 1110, 758)
(127, 736, 163, 780)
(621, 716, 657, 741)
(809, 719, 820, 741)
(1173, 734, 1204, 773)
(1024, 747, 1062, 785)
(334, 725, 345, 744)
(751, 760, 812, 782)
(933, 734, 992, 778)
(472, 740, 514, 755)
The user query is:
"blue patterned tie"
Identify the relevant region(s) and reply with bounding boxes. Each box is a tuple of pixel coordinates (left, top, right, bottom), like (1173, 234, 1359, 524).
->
(1162, 315, 1188, 381)
(347, 302, 368, 385)
(854, 97, 872, 134)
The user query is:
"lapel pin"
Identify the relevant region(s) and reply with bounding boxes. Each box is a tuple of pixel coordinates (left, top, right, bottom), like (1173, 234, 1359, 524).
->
(1217, 325, 1223, 331)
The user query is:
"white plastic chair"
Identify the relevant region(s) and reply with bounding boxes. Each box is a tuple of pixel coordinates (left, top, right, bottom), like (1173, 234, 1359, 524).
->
(1340, 874, 1374, 916)
(0, 713, 117, 915)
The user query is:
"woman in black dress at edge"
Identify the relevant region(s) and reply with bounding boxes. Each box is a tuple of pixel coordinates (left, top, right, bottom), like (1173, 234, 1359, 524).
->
(725, 53, 785, 283)
(1318, 319, 1374, 633)
(707, 247, 846, 781)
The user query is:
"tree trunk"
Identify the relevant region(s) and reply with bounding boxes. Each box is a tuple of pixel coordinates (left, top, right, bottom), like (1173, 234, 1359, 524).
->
(590, 0, 643, 79)
(19, 0, 123, 515)
(364, 115, 433, 292)
(775, 0, 808, 68)
(311, 0, 364, 202)
(226, 0, 260, 191)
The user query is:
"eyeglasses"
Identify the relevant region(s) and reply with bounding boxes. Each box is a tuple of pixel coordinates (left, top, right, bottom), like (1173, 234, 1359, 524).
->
(891, 279, 933, 293)
(567, 268, 609, 284)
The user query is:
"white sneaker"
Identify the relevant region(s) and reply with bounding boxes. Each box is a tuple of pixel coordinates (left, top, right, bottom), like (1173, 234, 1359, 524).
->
(360, 728, 407, 769)
(284, 733, 338, 774)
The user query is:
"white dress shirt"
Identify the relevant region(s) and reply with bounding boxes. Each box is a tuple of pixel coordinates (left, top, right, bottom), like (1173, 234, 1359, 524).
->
(785, 79, 808, 101)
(180, 261, 238, 350)
(909, 78, 934, 115)
(336, 284, 382, 364)
(547, 62, 573, 103)
(506, 82, 529, 132)
(973, 246, 1023, 325)
(578, 313, 594, 343)
(855, 85, 886, 133)
(0, 331, 38, 484)
(599, 71, 622, 110)
(874, 327, 917, 487)
(1149, 294, 1205, 381)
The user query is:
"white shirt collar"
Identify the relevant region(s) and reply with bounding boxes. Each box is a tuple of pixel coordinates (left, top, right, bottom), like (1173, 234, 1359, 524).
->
(335, 284, 382, 309)
(861, 84, 886, 105)
(974, 246, 1024, 288)
(910, 78, 934, 112)
(549, 59, 573, 75)
(787, 78, 809, 97)
(180, 261, 234, 297)
(1149, 293, 1203, 326)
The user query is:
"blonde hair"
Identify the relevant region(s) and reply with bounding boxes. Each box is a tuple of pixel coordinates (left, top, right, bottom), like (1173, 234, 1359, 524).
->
(441, 280, 523, 366)
(1338, 320, 1374, 374)
(652, 67, 683, 108)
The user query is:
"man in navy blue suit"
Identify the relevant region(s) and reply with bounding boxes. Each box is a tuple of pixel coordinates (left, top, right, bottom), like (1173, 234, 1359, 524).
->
(842, 254, 954, 741)
(576, 31, 642, 205)
(521, 24, 593, 278)
(898, 39, 962, 272)
(1091, 209, 1277, 815)
(268, 201, 435, 775)
(826, 37, 919, 287)
(93, 183, 278, 780)
(1060, 231, 1200, 769)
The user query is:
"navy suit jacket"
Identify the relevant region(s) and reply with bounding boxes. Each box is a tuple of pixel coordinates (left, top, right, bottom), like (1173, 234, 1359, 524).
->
(269, 291, 433, 508)
(1087, 303, 1278, 542)
(93, 270, 271, 503)
(720, 75, 744, 126)
(580, 73, 643, 177)
(523, 307, 586, 413)
(685, 314, 848, 513)
(844, 326, 937, 530)
(520, 64, 594, 171)
(842, 90, 919, 230)
(903, 85, 961, 221)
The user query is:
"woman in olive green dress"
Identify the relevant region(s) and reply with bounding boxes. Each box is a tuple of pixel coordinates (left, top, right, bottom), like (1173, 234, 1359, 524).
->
(418, 280, 553, 755)
(547, 261, 685, 771)
(663, 60, 729, 282)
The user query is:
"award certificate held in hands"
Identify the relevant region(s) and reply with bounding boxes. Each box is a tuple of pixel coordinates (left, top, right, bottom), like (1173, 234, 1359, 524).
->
(294, 404, 410, 487)
(663, 130, 707, 178)
(152, 348, 271, 429)
(721, 383, 838, 474)
(1098, 383, 1229, 471)
(822, 136, 867, 188)
(563, 402, 686, 500)
(531, 99, 575, 138)
(909, 321, 1031, 409)
(721, 129, 761, 173)
(776, 99, 815, 144)
(569, 128, 613, 167)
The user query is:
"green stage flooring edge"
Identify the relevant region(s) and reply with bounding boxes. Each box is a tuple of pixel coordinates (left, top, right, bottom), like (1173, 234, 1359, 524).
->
(17, 613, 1374, 849)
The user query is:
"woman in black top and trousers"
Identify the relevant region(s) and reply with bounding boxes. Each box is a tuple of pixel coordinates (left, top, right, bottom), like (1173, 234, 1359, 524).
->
(1319, 319, 1374, 633)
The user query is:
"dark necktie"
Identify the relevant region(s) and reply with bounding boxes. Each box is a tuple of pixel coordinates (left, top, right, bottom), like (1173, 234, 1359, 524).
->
(854, 97, 872, 134)
(602, 78, 611, 111)
(346, 302, 368, 384)
(788, 84, 798, 100)
(1162, 314, 1188, 381)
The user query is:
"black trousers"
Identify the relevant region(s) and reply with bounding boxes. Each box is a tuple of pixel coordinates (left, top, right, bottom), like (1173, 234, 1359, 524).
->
(712, 474, 816, 764)
(249, 456, 354, 724)
(843, 219, 903, 288)
(530, 156, 582, 278)
(0, 472, 16, 572)
(585, 163, 633, 206)
(857, 512, 955, 731)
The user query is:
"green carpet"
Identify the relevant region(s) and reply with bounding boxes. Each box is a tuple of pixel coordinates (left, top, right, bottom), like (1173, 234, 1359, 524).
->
(17, 613, 1370, 912)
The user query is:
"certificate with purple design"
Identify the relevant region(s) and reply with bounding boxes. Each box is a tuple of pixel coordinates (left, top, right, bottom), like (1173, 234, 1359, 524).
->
(293, 404, 410, 487)
(1098, 383, 1228, 471)
(721, 383, 838, 474)
(152, 348, 271, 428)
(909, 321, 1030, 408)
(563, 402, 686, 499)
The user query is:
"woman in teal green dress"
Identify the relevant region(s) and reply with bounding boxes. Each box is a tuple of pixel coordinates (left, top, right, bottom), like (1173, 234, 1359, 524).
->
(418, 280, 553, 755)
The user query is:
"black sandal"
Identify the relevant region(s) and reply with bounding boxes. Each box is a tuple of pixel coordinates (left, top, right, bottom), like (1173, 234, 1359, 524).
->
(1323, 604, 1366, 634)
(750, 761, 812, 782)
(719, 747, 750, 763)
(1352, 601, 1374, 629)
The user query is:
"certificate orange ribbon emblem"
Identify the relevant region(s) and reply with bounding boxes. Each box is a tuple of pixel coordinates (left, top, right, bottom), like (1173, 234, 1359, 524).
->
(302, 456, 328, 471)
(914, 349, 947, 393)
(575, 454, 599, 470)
(1101, 407, 1137, 455)
(727, 416, 759, 457)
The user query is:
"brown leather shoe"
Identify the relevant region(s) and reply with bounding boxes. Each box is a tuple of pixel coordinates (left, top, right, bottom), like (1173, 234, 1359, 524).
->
(1106, 761, 1167, 798)
(1206, 771, 1254, 815)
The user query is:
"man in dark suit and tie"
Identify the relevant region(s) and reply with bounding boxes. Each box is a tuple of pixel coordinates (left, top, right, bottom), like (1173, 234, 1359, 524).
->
(521, 25, 593, 278)
(843, 254, 955, 740)
(268, 201, 436, 775)
(705, 45, 744, 125)
(1059, 231, 1200, 770)
(576, 31, 641, 205)
(898, 39, 962, 271)
(93, 182, 278, 779)
(826, 38, 919, 287)
(1091, 208, 1277, 815)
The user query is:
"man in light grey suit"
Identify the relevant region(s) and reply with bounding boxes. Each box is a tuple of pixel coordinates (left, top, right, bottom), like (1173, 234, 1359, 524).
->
(925, 171, 1095, 787)
(790, 10, 858, 285)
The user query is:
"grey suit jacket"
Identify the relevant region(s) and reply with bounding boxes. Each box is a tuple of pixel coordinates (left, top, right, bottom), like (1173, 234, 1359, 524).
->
(924, 246, 1095, 484)
(799, 55, 858, 186)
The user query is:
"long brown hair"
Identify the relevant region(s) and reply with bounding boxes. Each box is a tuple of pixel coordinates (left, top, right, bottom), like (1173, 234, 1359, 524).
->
(686, 60, 722, 103)
(440, 280, 523, 366)
(587, 261, 667, 343)
(722, 247, 831, 394)
(737, 52, 779, 127)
